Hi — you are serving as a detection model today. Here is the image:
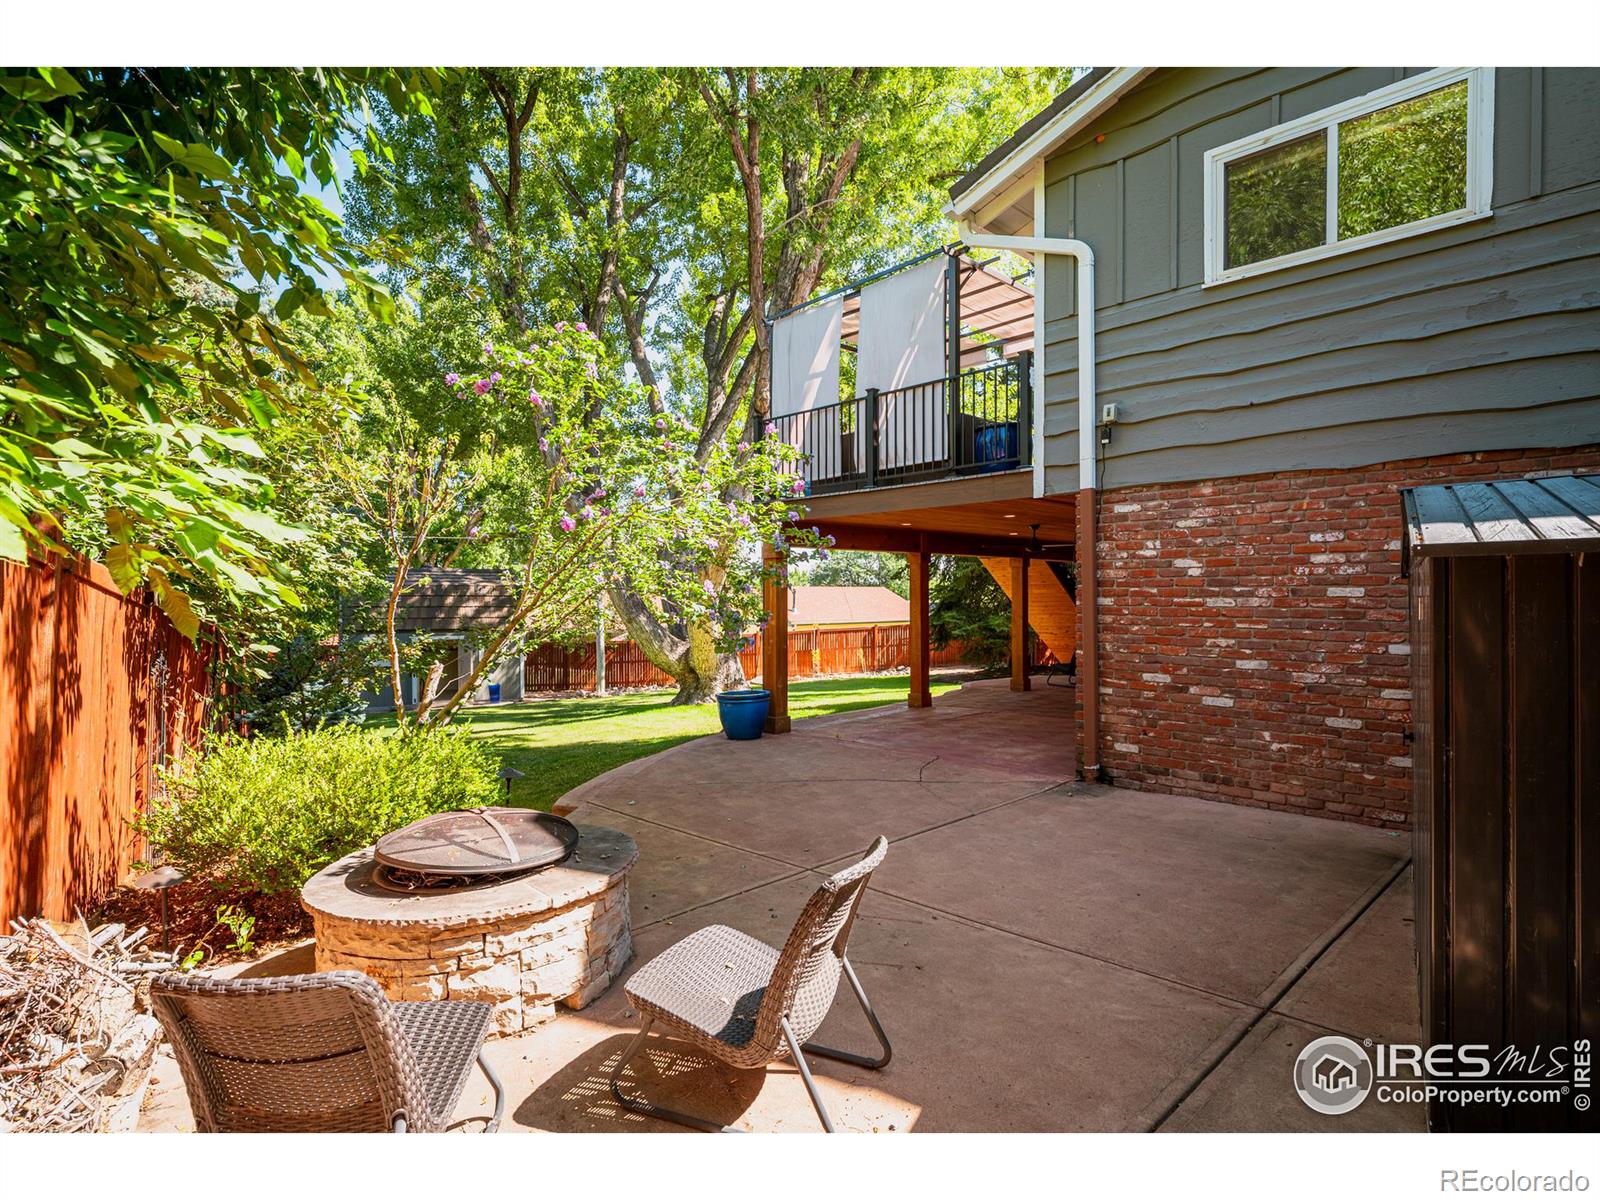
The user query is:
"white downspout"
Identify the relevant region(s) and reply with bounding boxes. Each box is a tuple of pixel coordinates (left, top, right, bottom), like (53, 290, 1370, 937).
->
(952, 224, 1096, 492)
(955, 219, 1102, 779)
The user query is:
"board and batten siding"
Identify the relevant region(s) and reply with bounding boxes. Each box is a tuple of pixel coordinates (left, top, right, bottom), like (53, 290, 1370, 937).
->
(1038, 67, 1600, 494)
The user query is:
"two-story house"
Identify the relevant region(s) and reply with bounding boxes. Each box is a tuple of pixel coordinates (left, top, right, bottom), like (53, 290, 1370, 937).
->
(763, 67, 1600, 830)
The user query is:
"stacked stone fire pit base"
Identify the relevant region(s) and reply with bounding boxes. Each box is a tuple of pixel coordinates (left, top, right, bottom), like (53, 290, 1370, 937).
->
(300, 825, 637, 1036)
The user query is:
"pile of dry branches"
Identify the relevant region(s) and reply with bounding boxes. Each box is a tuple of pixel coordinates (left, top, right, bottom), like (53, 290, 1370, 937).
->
(0, 917, 172, 1132)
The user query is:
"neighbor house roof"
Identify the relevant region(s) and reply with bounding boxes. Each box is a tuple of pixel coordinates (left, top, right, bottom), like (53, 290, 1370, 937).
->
(1401, 474, 1600, 566)
(947, 67, 1153, 230)
(788, 586, 909, 627)
(386, 567, 518, 633)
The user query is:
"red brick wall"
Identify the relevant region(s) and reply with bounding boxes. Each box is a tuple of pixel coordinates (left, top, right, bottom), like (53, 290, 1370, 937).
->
(1090, 445, 1600, 828)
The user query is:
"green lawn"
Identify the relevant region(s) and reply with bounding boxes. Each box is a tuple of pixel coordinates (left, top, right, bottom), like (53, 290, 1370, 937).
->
(433, 675, 961, 810)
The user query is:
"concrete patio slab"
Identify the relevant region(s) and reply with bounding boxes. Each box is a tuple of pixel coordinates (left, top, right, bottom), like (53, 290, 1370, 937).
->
(1159, 1010, 1427, 1132)
(844, 783, 1408, 1006)
(139, 679, 1420, 1134)
(568, 777, 1046, 873)
(558, 807, 803, 926)
(1276, 867, 1422, 1045)
(607, 873, 1254, 1132)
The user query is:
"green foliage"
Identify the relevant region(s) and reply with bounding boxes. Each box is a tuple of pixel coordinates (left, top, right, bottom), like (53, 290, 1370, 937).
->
(311, 314, 823, 727)
(1226, 78, 1469, 270)
(1224, 132, 1328, 270)
(137, 723, 501, 894)
(0, 67, 436, 631)
(237, 633, 374, 733)
(929, 556, 1011, 666)
(790, 549, 909, 598)
(214, 904, 256, 955)
(337, 68, 1075, 699)
(1338, 80, 1468, 240)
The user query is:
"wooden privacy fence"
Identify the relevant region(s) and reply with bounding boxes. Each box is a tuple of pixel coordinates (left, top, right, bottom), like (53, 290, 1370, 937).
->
(524, 623, 1001, 694)
(1, 555, 213, 925)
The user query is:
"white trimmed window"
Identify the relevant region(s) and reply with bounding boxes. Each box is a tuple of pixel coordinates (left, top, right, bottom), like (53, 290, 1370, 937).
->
(1203, 68, 1494, 285)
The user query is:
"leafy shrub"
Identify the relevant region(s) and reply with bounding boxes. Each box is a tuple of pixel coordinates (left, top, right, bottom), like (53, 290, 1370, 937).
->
(236, 634, 377, 733)
(138, 725, 501, 894)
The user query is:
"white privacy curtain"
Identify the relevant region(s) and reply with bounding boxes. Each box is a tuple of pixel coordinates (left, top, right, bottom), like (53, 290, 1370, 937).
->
(857, 256, 948, 469)
(771, 296, 846, 483)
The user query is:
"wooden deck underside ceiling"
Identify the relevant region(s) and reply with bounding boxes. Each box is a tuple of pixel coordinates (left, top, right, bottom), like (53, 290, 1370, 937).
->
(797, 476, 1076, 560)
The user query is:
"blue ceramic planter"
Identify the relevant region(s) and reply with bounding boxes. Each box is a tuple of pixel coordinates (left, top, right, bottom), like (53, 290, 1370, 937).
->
(717, 688, 770, 740)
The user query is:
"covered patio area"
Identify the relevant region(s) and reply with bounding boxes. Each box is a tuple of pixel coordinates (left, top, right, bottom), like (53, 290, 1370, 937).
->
(139, 681, 1420, 1133)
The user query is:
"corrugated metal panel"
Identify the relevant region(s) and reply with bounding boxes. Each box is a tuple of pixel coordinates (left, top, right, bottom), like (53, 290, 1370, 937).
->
(1402, 472, 1600, 560)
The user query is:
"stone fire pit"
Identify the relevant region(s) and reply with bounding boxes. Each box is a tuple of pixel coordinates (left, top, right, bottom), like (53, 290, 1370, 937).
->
(300, 824, 637, 1036)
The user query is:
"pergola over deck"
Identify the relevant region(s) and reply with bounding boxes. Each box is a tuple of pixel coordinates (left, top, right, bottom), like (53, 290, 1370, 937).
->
(761, 482, 1076, 732)
(818, 248, 1036, 368)
(767, 246, 1038, 498)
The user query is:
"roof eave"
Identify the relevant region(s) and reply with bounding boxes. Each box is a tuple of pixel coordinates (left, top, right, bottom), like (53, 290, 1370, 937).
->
(948, 67, 1154, 230)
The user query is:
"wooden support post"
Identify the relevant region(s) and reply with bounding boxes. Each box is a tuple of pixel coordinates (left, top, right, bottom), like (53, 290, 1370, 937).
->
(762, 541, 791, 733)
(1010, 556, 1031, 692)
(907, 545, 932, 708)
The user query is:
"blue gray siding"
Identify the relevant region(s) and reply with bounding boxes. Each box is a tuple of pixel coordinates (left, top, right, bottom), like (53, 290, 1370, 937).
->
(1039, 68, 1600, 493)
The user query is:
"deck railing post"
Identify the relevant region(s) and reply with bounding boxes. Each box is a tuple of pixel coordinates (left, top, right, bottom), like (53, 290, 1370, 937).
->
(946, 252, 961, 473)
(865, 388, 879, 489)
(1017, 350, 1033, 467)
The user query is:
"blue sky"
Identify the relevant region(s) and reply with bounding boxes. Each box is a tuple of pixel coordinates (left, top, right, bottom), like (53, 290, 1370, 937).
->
(298, 142, 356, 293)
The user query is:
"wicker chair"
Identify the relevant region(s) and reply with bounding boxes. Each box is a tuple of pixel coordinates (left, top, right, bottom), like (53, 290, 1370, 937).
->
(611, 836, 893, 1132)
(149, 970, 505, 1133)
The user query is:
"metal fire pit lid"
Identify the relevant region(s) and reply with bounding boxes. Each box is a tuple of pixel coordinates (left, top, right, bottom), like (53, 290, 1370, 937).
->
(373, 807, 579, 877)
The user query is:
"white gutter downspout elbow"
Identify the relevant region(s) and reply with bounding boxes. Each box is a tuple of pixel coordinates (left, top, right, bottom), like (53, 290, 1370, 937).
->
(952, 226, 1096, 493)
(955, 223, 1102, 780)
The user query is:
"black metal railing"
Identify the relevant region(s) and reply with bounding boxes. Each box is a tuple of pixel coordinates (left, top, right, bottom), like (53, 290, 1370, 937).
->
(771, 351, 1032, 496)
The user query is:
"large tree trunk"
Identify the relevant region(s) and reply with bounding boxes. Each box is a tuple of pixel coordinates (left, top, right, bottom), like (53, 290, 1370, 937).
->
(678, 620, 747, 704)
(607, 580, 746, 704)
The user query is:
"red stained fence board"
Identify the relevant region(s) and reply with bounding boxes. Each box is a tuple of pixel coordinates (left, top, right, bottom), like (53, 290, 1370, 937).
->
(1, 555, 213, 925)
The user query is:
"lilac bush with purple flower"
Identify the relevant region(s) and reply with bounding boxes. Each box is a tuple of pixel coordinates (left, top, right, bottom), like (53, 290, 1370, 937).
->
(355, 320, 822, 726)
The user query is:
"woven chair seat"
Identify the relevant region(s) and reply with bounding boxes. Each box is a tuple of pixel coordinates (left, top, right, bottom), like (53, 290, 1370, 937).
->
(393, 1000, 493, 1128)
(150, 971, 504, 1133)
(609, 838, 892, 1130)
(625, 925, 781, 1059)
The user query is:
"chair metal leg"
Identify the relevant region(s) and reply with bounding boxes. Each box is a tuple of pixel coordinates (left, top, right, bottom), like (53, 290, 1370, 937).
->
(478, 1050, 506, 1133)
(608, 1016, 742, 1133)
(801, 957, 893, 1070)
(781, 1017, 834, 1132)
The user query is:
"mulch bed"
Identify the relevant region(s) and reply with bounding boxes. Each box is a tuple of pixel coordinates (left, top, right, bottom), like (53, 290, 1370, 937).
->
(92, 881, 312, 967)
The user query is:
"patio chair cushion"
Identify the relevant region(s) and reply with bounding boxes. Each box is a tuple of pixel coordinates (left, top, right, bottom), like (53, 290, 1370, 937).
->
(625, 924, 781, 1058)
(392, 1000, 493, 1129)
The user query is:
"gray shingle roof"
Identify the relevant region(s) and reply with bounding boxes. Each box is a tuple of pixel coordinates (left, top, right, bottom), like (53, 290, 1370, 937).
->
(386, 567, 518, 632)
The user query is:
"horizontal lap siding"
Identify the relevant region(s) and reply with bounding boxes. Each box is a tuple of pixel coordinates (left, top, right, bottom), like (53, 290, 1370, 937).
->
(1038, 67, 1600, 495)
